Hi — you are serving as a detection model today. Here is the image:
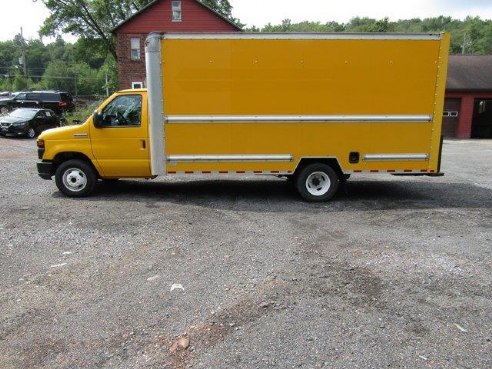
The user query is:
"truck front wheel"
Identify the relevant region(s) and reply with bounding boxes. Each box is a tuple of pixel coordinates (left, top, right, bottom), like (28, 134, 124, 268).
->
(55, 160, 96, 197)
(296, 163, 340, 202)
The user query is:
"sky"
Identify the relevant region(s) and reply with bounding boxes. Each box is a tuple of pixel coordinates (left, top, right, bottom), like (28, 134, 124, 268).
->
(1, 0, 492, 43)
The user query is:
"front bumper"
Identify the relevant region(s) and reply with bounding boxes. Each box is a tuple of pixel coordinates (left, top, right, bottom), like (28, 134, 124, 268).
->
(0, 124, 28, 136)
(37, 161, 53, 180)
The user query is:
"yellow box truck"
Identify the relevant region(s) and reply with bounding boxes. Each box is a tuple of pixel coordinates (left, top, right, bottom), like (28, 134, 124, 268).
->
(36, 32, 450, 201)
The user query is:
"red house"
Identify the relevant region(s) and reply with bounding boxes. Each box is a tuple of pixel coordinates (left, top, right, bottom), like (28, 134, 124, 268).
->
(112, 0, 241, 90)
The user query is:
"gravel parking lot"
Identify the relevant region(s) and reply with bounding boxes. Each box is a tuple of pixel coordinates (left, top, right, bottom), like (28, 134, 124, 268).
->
(0, 137, 491, 369)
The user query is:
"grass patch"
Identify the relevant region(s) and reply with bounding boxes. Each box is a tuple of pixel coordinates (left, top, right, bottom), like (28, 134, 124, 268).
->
(62, 100, 103, 126)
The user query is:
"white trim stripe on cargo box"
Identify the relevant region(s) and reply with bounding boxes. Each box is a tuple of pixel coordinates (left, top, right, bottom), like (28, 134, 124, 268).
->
(162, 33, 443, 41)
(165, 115, 432, 124)
(168, 154, 293, 163)
(364, 153, 429, 161)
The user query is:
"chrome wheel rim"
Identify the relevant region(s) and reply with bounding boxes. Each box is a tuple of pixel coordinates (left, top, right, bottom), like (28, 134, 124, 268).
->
(27, 128, 36, 138)
(305, 171, 331, 196)
(62, 168, 87, 192)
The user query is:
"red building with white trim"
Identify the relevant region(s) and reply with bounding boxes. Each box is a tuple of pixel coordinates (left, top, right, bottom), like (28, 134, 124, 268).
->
(444, 55, 492, 139)
(112, 0, 241, 90)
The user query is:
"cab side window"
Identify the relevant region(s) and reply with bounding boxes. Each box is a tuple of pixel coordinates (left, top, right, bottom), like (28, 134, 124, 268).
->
(100, 95, 142, 127)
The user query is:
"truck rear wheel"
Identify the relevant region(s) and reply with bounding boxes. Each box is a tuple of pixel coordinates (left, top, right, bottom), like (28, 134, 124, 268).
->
(296, 163, 340, 202)
(55, 159, 96, 197)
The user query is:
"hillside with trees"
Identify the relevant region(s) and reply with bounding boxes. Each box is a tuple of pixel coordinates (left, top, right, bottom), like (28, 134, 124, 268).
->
(255, 16, 492, 55)
(1, 9, 491, 96)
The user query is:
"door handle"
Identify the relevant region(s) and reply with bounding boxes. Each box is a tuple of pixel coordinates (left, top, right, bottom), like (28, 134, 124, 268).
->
(141, 139, 146, 149)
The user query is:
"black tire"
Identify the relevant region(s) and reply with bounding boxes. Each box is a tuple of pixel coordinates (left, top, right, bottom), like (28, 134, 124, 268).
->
(296, 163, 340, 202)
(26, 127, 36, 139)
(55, 159, 97, 197)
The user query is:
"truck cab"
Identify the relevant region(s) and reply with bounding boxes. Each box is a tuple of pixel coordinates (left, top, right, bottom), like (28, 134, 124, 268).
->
(37, 89, 150, 196)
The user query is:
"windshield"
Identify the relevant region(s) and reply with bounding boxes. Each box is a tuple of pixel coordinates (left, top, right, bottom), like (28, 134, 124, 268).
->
(10, 109, 37, 119)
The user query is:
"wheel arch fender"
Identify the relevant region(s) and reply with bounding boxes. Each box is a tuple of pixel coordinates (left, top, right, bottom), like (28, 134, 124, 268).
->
(293, 157, 344, 178)
(52, 152, 100, 178)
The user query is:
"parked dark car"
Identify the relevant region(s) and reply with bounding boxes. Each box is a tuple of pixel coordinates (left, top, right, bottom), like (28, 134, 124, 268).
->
(0, 108, 60, 138)
(0, 91, 75, 115)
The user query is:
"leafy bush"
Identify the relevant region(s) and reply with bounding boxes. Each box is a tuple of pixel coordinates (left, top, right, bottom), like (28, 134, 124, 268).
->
(61, 100, 103, 126)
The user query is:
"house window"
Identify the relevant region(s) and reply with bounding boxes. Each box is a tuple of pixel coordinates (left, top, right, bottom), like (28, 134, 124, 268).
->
(130, 38, 140, 60)
(172, 0, 182, 22)
(132, 82, 143, 89)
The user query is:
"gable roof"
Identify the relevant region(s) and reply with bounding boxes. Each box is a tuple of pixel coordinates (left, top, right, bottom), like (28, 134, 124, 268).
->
(447, 55, 492, 91)
(112, 0, 242, 33)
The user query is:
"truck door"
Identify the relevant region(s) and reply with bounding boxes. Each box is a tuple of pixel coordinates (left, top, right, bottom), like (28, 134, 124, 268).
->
(89, 94, 151, 177)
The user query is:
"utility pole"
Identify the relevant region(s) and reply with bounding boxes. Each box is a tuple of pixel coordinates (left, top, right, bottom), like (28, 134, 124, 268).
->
(105, 73, 109, 96)
(20, 27, 28, 89)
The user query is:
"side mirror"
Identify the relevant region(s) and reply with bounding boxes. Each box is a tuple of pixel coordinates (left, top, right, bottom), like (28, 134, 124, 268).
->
(93, 111, 103, 128)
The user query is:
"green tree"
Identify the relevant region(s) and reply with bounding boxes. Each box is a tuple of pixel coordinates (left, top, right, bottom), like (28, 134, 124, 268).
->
(71, 62, 101, 95)
(262, 19, 293, 32)
(346, 17, 395, 32)
(98, 56, 118, 95)
(347, 17, 378, 32)
(200, 0, 242, 25)
(73, 38, 107, 69)
(252, 16, 492, 56)
(12, 71, 27, 91)
(464, 17, 487, 54)
(45, 38, 74, 64)
(26, 39, 50, 82)
(42, 60, 74, 92)
(35, 0, 152, 59)
(261, 19, 344, 33)
(477, 22, 492, 54)
(0, 40, 18, 80)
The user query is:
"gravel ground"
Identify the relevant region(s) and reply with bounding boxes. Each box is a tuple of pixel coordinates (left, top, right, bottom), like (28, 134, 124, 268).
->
(0, 137, 491, 369)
